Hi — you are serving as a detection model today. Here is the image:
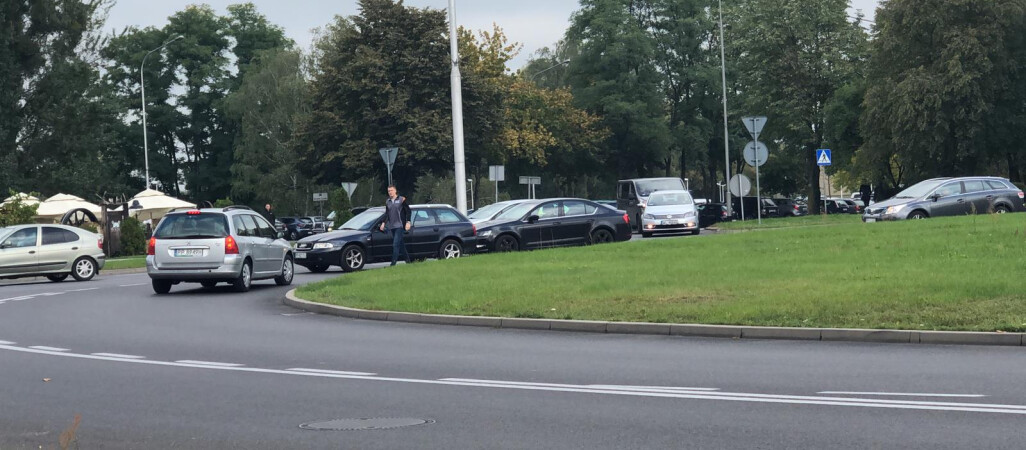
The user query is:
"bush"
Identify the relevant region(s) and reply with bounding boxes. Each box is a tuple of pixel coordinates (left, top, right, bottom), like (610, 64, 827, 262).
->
(213, 197, 234, 208)
(119, 217, 146, 256)
(0, 193, 38, 227)
(329, 188, 353, 226)
(77, 222, 99, 234)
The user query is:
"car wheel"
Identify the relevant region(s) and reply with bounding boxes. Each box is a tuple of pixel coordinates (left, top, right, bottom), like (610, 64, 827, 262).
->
(691, 230, 700, 236)
(439, 239, 462, 259)
(152, 279, 172, 294)
(994, 205, 1010, 214)
(47, 274, 69, 282)
(71, 257, 97, 281)
(908, 211, 928, 220)
(591, 229, 614, 244)
(494, 235, 519, 252)
(340, 245, 366, 272)
(201, 281, 218, 288)
(232, 260, 253, 293)
(275, 256, 294, 286)
(307, 264, 330, 273)
(641, 232, 652, 238)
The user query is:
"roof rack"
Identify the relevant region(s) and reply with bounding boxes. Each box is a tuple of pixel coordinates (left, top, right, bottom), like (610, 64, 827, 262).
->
(222, 205, 253, 212)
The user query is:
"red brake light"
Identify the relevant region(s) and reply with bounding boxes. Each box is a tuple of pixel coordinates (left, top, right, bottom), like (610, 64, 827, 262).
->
(224, 236, 239, 254)
(623, 213, 630, 223)
(147, 237, 156, 255)
(794, 205, 799, 210)
(98, 238, 104, 250)
(1018, 191, 1024, 199)
(186, 210, 201, 215)
(472, 224, 477, 235)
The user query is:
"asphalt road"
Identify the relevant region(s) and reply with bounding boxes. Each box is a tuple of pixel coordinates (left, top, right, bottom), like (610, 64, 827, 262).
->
(1, 265, 1025, 449)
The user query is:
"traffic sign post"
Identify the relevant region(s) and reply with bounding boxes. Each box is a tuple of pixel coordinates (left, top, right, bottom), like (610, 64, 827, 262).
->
(743, 116, 768, 223)
(817, 149, 832, 211)
(379, 147, 399, 186)
(340, 182, 358, 201)
(313, 192, 328, 216)
(489, 165, 505, 204)
(728, 174, 751, 221)
(519, 176, 541, 199)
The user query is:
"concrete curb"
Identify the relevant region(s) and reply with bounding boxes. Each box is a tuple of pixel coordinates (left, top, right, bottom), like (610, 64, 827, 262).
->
(284, 290, 1026, 347)
(102, 267, 148, 276)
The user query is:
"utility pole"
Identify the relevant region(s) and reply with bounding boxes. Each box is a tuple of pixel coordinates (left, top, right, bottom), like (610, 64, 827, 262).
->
(718, 0, 732, 217)
(447, 0, 468, 214)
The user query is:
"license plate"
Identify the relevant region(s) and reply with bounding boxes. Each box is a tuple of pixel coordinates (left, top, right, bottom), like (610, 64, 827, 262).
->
(174, 249, 203, 257)
(662, 220, 679, 225)
(296, 253, 307, 259)
(865, 218, 876, 223)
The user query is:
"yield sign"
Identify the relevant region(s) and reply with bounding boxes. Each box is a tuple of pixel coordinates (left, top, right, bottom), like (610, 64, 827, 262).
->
(742, 116, 767, 140)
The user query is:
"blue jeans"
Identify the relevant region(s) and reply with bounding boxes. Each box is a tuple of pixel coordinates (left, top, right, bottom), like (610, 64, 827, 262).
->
(389, 228, 411, 265)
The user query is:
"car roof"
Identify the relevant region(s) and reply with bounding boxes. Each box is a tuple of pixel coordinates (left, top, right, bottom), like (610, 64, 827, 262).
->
(647, 190, 689, 195)
(617, 177, 683, 182)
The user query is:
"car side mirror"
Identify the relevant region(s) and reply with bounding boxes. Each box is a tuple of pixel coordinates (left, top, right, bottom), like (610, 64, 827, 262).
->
(277, 231, 284, 239)
(528, 215, 540, 223)
(0, 243, 9, 250)
(928, 194, 940, 202)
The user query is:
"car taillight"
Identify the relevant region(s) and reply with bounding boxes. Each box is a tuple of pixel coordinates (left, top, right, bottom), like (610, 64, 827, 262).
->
(225, 236, 239, 254)
(98, 237, 104, 250)
(1019, 191, 1024, 199)
(472, 224, 477, 235)
(187, 210, 201, 215)
(794, 205, 799, 210)
(622, 213, 630, 223)
(147, 237, 156, 255)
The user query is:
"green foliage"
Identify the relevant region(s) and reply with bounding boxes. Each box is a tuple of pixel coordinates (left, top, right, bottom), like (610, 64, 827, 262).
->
(329, 188, 353, 225)
(119, 217, 146, 256)
(0, 194, 39, 227)
(212, 198, 235, 208)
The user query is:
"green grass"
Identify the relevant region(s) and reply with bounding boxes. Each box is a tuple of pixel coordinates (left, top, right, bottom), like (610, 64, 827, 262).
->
(297, 214, 1026, 332)
(104, 256, 146, 270)
(715, 213, 860, 230)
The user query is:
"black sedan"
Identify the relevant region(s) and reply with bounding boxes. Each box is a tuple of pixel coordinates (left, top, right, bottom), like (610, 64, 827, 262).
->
(293, 205, 477, 272)
(475, 198, 632, 252)
(697, 202, 730, 227)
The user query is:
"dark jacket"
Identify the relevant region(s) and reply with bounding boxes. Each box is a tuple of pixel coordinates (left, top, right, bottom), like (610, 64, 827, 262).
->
(385, 196, 411, 227)
(263, 209, 276, 224)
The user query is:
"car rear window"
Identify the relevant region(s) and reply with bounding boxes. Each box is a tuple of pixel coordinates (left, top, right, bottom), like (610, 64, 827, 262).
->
(434, 208, 465, 224)
(963, 180, 986, 193)
(154, 213, 230, 239)
(987, 180, 1010, 190)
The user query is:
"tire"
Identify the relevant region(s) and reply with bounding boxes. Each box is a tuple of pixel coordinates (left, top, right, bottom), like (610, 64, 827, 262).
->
(439, 239, 463, 259)
(591, 228, 614, 245)
(274, 256, 294, 286)
(635, 215, 642, 233)
(340, 245, 366, 272)
(306, 264, 330, 273)
(641, 232, 652, 238)
(494, 235, 519, 252)
(47, 274, 69, 282)
(691, 229, 701, 236)
(232, 260, 253, 293)
(152, 279, 172, 294)
(200, 281, 218, 288)
(907, 210, 928, 220)
(994, 205, 1010, 214)
(71, 257, 97, 281)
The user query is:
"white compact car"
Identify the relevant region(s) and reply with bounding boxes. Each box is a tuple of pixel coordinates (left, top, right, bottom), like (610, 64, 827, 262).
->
(0, 224, 106, 282)
(640, 190, 699, 237)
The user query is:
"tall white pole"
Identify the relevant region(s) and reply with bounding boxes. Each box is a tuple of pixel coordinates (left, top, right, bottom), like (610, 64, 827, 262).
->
(448, 0, 469, 214)
(140, 35, 183, 191)
(718, 0, 732, 218)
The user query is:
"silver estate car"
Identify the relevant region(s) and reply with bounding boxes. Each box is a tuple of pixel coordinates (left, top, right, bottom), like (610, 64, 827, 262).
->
(863, 177, 1025, 222)
(0, 224, 106, 282)
(146, 206, 294, 294)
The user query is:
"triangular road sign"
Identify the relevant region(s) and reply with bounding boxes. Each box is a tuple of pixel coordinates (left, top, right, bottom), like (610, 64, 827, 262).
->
(816, 149, 832, 166)
(742, 116, 767, 139)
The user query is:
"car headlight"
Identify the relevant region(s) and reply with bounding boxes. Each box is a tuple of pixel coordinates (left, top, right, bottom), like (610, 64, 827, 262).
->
(479, 230, 493, 237)
(642, 214, 654, 219)
(312, 242, 335, 250)
(684, 211, 697, 218)
(885, 204, 906, 215)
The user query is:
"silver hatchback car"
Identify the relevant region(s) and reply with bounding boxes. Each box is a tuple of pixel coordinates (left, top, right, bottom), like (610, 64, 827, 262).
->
(146, 206, 295, 294)
(0, 224, 106, 282)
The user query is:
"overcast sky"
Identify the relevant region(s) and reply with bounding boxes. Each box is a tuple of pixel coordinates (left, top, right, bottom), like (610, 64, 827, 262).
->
(105, 0, 881, 68)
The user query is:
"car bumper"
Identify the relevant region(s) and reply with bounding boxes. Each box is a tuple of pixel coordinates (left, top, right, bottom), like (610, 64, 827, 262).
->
(861, 212, 903, 222)
(293, 248, 340, 267)
(146, 254, 245, 280)
(641, 218, 699, 233)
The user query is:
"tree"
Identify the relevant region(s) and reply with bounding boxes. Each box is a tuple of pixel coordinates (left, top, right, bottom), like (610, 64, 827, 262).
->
(860, 0, 1026, 187)
(329, 188, 354, 225)
(0, 193, 39, 227)
(566, 0, 671, 178)
(730, 0, 868, 212)
(119, 217, 146, 255)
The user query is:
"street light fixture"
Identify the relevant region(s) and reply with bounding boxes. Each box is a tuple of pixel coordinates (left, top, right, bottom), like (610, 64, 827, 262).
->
(527, 59, 569, 81)
(140, 35, 184, 190)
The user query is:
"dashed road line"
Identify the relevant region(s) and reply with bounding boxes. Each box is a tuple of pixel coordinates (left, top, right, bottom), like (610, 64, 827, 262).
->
(0, 340, 16, 345)
(818, 391, 987, 398)
(28, 346, 69, 352)
(91, 353, 145, 359)
(287, 368, 378, 376)
(175, 360, 245, 367)
(118, 283, 148, 287)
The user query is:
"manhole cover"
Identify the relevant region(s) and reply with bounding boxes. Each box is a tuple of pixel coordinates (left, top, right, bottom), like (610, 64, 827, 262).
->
(299, 418, 433, 431)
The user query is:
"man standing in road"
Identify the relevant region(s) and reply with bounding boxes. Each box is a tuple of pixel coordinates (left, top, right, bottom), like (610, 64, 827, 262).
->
(263, 204, 276, 224)
(379, 186, 412, 266)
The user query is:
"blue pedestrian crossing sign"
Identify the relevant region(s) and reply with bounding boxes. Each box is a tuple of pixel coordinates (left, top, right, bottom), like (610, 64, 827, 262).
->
(816, 149, 832, 166)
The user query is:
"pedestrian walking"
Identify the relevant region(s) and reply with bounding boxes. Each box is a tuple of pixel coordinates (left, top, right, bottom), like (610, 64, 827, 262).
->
(859, 184, 872, 208)
(263, 203, 276, 224)
(378, 185, 411, 266)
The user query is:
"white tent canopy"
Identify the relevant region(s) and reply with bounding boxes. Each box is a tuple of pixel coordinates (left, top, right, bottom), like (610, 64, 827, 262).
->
(35, 193, 102, 219)
(129, 189, 195, 222)
(2, 193, 40, 206)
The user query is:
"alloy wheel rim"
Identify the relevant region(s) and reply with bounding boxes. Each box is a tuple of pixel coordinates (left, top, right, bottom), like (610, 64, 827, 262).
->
(283, 259, 293, 281)
(76, 260, 93, 278)
(243, 264, 251, 286)
(444, 243, 460, 259)
(346, 249, 363, 268)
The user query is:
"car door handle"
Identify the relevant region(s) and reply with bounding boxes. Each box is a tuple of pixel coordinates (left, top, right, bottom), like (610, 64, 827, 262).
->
(71, 247, 78, 250)
(28, 251, 35, 254)
(433, 228, 440, 232)
(986, 195, 994, 199)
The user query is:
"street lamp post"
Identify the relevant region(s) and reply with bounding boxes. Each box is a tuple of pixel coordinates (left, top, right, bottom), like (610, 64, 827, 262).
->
(447, 0, 468, 214)
(140, 35, 183, 190)
(718, 0, 732, 217)
(528, 59, 569, 82)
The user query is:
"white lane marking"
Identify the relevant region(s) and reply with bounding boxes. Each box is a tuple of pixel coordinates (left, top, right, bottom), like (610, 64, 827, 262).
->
(67, 288, 99, 293)
(280, 312, 315, 316)
(118, 283, 147, 287)
(442, 378, 719, 393)
(3, 343, 1025, 416)
(0, 340, 16, 345)
(28, 346, 69, 352)
(175, 360, 244, 367)
(91, 353, 145, 359)
(287, 368, 378, 376)
(818, 391, 987, 398)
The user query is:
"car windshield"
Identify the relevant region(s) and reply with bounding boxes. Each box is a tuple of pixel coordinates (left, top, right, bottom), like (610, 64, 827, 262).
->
(154, 213, 230, 239)
(468, 202, 514, 220)
(894, 180, 946, 199)
(494, 202, 538, 221)
(338, 209, 383, 230)
(299, 218, 313, 223)
(646, 192, 692, 206)
(635, 179, 685, 197)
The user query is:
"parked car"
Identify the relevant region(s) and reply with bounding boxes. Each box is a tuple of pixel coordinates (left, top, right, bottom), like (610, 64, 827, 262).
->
(310, 216, 329, 232)
(467, 200, 526, 224)
(146, 206, 294, 294)
(697, 202, 730, 228)
(0, 224, 105, 282)
(639, 190, 699, 237)
(476, 198, 632, 252)
(839, 199, 863, 214)
(294, 204, 476, 272)
(616, 177, 687, 232)
(731, 197, 779, 220)
(278, 216, 317, 241)
(863, 177, 1025, 222)
(593, 200, 617, 208)
(822, 198, 853, 214)
(772, 198, 807, 217)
